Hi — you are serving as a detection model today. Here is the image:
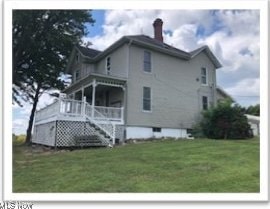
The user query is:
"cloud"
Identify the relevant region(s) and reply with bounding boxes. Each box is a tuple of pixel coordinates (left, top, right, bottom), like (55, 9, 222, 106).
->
(225, 78, 260, 106)
(226, 78, 260, 96)
(84, 10, 259, 105)
(13, 9, 260, 134)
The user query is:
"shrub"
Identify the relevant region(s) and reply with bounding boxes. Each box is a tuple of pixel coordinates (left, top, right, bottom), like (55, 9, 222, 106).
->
(199, 100, 252, 139)
(13, 134, 26, 145)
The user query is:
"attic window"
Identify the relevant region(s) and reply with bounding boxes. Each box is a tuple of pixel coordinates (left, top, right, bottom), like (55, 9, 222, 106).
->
(106, 57, 111, 75)
(76, 53, 79, 63)
(74, 70, 81, 81)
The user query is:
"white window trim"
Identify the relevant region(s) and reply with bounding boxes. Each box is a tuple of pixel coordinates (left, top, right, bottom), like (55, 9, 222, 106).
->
(142, 86, 152, 113)
(106, 56, 111, 75)
(202, 96, 209, 110)
(201, 67, 208, 86)
(74, 69, 81, 82)
(76, 53, 80, 63)
(143, 50, 152, 74)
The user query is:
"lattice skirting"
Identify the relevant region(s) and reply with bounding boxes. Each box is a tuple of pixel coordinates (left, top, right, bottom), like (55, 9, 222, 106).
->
(33, 120, 125, 147)
(56, 120, 93, 147)
(115, 125, 125, 142)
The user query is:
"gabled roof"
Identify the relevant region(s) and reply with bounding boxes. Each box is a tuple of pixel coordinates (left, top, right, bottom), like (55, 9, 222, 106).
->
(76, 45, 101, 58)
(68, 34, 222, 73)
(189, 45, 222, 68)
(216, 86, 235, 102)
(126, 35, 190, 58)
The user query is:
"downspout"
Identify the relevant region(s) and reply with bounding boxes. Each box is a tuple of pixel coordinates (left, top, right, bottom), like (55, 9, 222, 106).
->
(124, 40, 133, 138)
(212, 69, 217, 106)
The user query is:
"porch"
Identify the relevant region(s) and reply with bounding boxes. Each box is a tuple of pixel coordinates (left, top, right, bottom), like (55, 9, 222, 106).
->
(35, 98, 124, 125)
(33, 76, 126, 147)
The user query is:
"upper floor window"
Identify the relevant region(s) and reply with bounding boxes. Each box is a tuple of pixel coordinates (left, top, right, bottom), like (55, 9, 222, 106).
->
(202, 96, 208, 110)
(74, 69, 81, 81)
(143, 86, 151, 111)
(143, 51, 152, 73)
(106, 57, 111, 75)
(201, 67, 207, 85)
(76, 53, 80, 63)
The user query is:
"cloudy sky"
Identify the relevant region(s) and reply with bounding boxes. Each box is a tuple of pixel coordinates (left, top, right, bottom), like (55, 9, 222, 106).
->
(12, 9, 260, 135)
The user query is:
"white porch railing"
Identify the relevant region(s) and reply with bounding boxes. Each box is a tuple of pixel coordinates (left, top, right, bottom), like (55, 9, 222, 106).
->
(35, 101, 59, 122)
(94, 106, 124, 121)
(59, 99, 84, 116)
(35, 98, 124, 145)
(35, 98, 124, 123)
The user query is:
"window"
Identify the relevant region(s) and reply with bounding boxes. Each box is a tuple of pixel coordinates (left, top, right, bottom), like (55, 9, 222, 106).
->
(202, 96, 208, 110)
(74, 70, 81, 81)
(76, 53, 79, 63)
(143, 51, 151, 72)
(201, 67, 207, 85)
(153, 127, 161, 132)
(106, 57, 111, 75)
(143, 87, 151, 111)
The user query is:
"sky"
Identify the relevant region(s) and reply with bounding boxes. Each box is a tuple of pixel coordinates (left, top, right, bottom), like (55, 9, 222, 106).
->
(12, 9, 260, 135)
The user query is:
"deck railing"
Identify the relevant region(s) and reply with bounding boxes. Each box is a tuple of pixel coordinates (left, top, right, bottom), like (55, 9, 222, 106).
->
(59, 99, 84, 116)
(35, 98, 124, 123)
(35, 100, 59, 122)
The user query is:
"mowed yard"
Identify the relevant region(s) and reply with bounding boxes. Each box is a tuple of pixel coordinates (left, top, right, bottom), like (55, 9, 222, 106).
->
(13, 138, 260, 193)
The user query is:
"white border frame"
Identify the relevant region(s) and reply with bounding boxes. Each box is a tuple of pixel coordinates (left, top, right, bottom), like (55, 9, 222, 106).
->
(3, 0, 268, 202)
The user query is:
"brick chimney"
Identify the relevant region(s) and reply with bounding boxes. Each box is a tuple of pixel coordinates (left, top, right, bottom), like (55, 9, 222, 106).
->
(153, 18, 163, 42)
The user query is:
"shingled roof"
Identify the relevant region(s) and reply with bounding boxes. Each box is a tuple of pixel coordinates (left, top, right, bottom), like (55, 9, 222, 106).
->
(76, 45, 101, 58)
(126, 35, 190, 57)
(76, 34, 222, 68)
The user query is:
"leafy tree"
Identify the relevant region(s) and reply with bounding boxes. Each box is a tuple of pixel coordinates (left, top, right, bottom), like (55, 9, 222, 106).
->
(245, 104, 260, 116)
(199, 99, 252, 139)
(13, 10, 95, 145)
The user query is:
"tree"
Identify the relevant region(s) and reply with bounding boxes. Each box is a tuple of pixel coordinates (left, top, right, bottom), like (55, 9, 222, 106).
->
(199, 99, 252, 139)
(13, 10, 95, 145)
(245, 104, 260, 116)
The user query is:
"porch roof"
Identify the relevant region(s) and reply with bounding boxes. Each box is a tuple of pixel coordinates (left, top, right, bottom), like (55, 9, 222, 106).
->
(63, 73, 127, 94)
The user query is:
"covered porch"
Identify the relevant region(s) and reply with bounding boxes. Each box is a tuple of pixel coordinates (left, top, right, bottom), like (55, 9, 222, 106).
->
(62, 74, 126, 124)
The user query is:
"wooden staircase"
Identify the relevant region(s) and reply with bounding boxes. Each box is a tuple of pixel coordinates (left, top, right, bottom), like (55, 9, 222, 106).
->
(72, 103, 116, 148)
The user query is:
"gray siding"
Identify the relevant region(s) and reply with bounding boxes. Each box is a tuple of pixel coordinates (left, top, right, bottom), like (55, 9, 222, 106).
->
(95, 44, 128, 78)
(70, 45, 128, 84)
(70, 53, 95, 83)
(126, 45, 216, 129)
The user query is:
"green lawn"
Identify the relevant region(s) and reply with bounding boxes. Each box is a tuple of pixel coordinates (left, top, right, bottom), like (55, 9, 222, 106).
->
(13, 138, 260, 193)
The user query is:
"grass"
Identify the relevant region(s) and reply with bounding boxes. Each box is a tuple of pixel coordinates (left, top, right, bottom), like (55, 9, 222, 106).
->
(13, 138, 260, 193)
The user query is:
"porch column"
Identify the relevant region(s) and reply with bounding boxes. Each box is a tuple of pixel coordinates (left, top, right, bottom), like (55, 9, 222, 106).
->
(121, 86, 126, 124)
(91, 79, 96, 118)
(81, 87, 84, 101)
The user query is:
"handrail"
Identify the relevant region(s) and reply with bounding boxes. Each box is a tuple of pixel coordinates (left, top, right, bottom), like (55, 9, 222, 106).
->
(85, 102, 115, 146)
(34, 98, 118, 146)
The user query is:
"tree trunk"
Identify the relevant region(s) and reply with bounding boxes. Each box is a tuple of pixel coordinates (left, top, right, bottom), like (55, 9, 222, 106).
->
(25, 84, 41, 145)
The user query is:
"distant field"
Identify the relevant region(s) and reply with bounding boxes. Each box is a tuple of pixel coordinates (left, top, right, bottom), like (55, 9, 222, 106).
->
(13, 138, 260, 193)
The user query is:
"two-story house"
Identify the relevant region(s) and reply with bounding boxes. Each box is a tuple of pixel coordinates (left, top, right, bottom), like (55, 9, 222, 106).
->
(32, 18, 231, 147)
